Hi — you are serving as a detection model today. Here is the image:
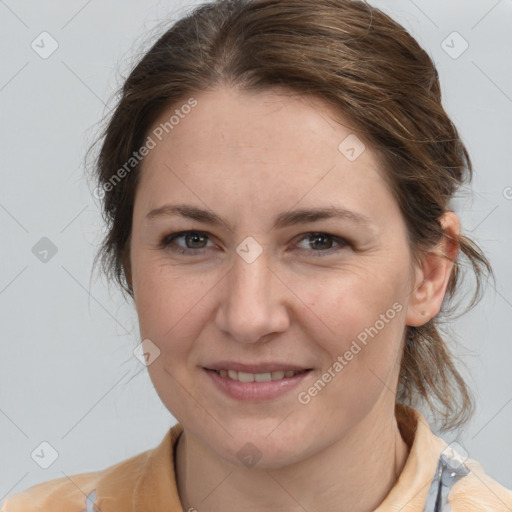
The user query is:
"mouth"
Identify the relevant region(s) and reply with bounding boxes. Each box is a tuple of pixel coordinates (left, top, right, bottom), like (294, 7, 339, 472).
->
(209, 368, 310, 382)
(202, 365, 313, 401)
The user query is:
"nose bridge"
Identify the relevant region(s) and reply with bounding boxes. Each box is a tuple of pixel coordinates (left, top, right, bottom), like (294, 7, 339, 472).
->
(216, 238, 287, 343)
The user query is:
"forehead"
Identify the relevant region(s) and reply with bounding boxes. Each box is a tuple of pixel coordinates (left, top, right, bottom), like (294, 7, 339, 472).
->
(146, 86, 366, 164)
(135, 86, 400, 228)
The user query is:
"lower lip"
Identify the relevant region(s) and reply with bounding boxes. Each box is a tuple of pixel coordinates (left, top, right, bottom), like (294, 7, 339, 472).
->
(203, 368, 312, 401)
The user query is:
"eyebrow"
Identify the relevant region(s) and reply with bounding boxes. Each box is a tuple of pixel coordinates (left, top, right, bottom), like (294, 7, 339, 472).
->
(145, 203, 372, 231)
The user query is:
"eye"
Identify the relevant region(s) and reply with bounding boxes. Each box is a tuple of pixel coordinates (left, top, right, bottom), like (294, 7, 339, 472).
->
(159, 230, 214, 255)
(294, 232, 350, 256)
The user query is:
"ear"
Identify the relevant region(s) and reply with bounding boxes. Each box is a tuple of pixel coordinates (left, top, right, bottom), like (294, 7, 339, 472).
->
(405, 211, 460, 327)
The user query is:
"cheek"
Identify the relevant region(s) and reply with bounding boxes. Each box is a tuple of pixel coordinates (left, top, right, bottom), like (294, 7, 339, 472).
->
(298, 300, 406, 434)
(303, 260, 406, 344)
(132, 262, 209, 420)
(133, 252, 203, 335)
(132, 265, 206, 398)
(303, 266, 407, 401)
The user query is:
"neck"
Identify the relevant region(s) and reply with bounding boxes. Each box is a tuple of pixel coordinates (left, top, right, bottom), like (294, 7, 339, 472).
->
(176, 401, 410, 512)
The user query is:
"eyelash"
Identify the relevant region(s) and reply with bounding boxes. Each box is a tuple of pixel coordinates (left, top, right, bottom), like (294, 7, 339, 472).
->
(158, 230, 350, 257)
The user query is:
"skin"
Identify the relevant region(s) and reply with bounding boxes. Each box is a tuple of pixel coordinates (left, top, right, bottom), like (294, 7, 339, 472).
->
(126, 85, 460, 511)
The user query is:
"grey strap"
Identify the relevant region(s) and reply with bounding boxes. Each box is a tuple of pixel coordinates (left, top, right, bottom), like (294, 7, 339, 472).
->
(423, 448, 470, 511)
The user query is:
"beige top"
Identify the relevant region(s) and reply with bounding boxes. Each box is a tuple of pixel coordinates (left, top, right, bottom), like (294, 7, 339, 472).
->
(2, 404, 511, 511)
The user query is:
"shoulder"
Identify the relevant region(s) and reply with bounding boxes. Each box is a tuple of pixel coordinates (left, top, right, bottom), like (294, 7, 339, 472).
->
(448, 457, 512, 511)
(1, 448, 152, 512)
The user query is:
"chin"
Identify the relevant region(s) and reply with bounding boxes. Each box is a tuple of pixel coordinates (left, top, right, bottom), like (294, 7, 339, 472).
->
(204, 419, 316, 470)
(218, 437, 312, 471)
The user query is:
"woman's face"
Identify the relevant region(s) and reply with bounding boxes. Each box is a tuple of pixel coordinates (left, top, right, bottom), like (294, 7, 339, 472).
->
(129, 86, 420, 468)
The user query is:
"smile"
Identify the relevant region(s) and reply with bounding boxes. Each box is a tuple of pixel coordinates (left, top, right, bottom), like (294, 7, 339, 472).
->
(212, 369, 308, 382)
(203, 367, 313, 401)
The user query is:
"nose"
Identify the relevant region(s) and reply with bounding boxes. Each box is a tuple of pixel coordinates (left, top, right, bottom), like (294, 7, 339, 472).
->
(213, 242, 290, 344)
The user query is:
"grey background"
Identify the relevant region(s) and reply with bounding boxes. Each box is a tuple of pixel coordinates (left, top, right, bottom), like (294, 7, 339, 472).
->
(1, 0, 511, 504)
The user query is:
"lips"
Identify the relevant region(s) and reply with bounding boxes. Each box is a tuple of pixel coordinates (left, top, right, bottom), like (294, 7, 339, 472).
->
(203, 365, 313, 401)
(202, 361, 313, 399)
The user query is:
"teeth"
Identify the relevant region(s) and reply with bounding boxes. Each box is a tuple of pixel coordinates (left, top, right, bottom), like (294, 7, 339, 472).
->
(238, 371, 254, 383)
(215, 369, 304, 381)
(255, 372, 272, 382)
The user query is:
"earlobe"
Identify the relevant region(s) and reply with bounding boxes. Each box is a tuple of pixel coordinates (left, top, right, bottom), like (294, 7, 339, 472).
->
(405, 211, 460, 327)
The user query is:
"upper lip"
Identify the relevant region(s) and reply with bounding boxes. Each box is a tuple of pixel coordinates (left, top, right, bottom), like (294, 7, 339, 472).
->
(203, 361, 312, 373)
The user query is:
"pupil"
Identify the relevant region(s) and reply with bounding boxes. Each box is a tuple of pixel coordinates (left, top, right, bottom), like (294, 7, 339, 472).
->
(312, 234, 330, 250)
(188, 233, 205, 248)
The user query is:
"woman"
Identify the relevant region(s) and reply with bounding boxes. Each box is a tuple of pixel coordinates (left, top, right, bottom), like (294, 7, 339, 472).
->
(3, 0, 511, 510)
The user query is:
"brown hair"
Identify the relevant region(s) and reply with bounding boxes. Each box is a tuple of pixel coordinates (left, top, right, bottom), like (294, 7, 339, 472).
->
(87, 0, 493, 431)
